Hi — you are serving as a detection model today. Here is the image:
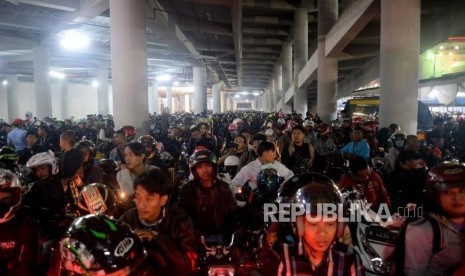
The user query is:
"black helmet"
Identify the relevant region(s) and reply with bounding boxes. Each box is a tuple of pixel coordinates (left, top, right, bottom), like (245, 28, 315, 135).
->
(256, 166, 283, 203)
(426, 162, 465, 199)
(189, 147, 217, 167)
(98, 159, 118, 175)
(76, 140, 96, 159)
(60, 214, 146, 275)
(278, 172, 344, 238)
(77, 183, 117, 216)
(0, 146, 18, 171)
(137, 135, 155, 147)
(390, 133, 407, 151)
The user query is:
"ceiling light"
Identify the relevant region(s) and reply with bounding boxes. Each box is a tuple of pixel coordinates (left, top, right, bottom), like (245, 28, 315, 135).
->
(92, 80, 99, 87)
(234, 95, 240, 98)
(454, 45, 460, 50)
(457, 92, 465, 98)
(439, 45, 444, 50)
(429, 90, 438, 98)
(156, 74, 172, 82)
(2, 80, 7, 86)
(173, 81, 180, 86)
(60, 30, 89, 51)
(49, 70, 66, 79)
(253, 93, 259, 96)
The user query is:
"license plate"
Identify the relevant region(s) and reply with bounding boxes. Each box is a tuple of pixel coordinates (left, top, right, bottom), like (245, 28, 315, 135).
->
(366, 227, 398, 245)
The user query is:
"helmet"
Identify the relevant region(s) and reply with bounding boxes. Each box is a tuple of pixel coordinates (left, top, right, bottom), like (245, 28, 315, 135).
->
(0, 169, 21, 223)
(228, 124, 238, 132)
(12, 118, 24, 127)
(303, 119, 315, 128)
(232, 118, 243, 125)
(390, 133, 407, 151)
(26, 152, 59, 175)
(98, 159, 118, 175)
(278, 172, 344, 238)
(426, 162, 465, 199)
(120, 125, 136, 141)
(255, 166, 283, 203)
(0, 147, 18, 170)
(224, 155, 240, 179)
(189, 148, 217, 167)
(77, 183, 117, 216)
(60, 214, 147, 275)
(76, 140, 97, 159)
(137, 135, 155, 148)
(340, 186, 368, 217)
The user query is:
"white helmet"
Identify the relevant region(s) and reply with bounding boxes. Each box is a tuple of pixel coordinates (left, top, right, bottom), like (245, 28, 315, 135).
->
(26, 152, 59, 175)
(0, 169, 21, 223)
(232, 118, 243, 125)
(224, 155, 240, 167)
(303, 119, 315, 128)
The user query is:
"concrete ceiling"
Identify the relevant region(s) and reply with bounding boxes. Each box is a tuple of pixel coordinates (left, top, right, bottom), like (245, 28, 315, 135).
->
(0, 0, 464, 104)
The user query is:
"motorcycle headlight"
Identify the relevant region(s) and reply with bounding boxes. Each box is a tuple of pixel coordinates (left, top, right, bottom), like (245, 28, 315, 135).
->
(208, 265, 234, 276)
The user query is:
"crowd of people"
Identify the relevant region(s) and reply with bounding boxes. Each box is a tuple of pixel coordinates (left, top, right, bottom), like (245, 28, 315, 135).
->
(0, 109, 464, 275)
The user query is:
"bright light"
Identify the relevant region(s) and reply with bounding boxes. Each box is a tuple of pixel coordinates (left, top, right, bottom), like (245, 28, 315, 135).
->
(253, 93, 259, 96)
(173, 81, 180, 86)
(156, 74, 172, 82)
(241, 91, 248, 95)
(429, 90, 438, 98)
(49, 70, 66, 79)
(234, 95, 240, 98)
(426, 50, 435, 60)
(449, 51, 453, 56)
(455, 45, 460, 50)
(2, 80, 7, 86)
(187, 86, 194, 92)
(92, 80, 99, 87)
(60, 30, 89, 51)
(439, 45, 444, 50)
(457, 92, 465, 98)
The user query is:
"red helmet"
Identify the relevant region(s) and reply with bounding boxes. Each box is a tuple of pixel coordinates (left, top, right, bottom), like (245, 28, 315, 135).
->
(426, 162, 465, 198)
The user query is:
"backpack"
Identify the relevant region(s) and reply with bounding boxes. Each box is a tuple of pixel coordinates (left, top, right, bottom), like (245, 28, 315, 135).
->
(392, 216, 442, 275)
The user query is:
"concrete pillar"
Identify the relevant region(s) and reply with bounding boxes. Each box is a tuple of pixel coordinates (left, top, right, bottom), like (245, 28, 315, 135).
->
(33, 46, 52, 119)
(166, 85, 172, 113)
(316, 0, 338, 122)
(212, 83, 220, 114)
(379, 0, 421, 135)
(282, 42, 292, 94)
(110, 0, 148, 132)
(97, 68, 109, 115)
(152, 81, 159, 114)
(185, 94, 190, 112)
(277, 65, 283, 106)
(59, 79, 68, 119)
(193, 66, 207, 114)
(220, 91, 227, 112)
(272, 77, 278, 111)
(293, 8, 308, 116)
(6, 75, 19, 122)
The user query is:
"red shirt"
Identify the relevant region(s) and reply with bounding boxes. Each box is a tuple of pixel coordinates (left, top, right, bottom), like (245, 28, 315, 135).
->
(339, 171, 391, 211)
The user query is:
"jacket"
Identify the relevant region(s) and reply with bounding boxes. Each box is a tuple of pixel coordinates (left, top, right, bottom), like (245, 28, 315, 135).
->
(119, 206, 198, 274)
(404, 213, 465, 275)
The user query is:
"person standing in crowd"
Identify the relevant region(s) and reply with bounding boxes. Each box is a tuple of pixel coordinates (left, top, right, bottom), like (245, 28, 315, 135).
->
(340, 127, 371, 162)
(37, 124, 59, 153)
(177, 148, 237, 243)
(187, 125, 217, 156)
(281, 125, 315, 174)
(233, 141, 294, 191)
(0, 169, 39, 275)
(404, 162, 465, 275)
(119, 168, 198, 274)
(6, 118, 27, 152)
(76, 140, 103, 184)
(109, 130, 127, 168)
(59, 130, 83, 212)
(218, 134, 249, 169)
(339, 156, 391, 212)
(17, 130, 45, 166)
(116, 142, 159, 199)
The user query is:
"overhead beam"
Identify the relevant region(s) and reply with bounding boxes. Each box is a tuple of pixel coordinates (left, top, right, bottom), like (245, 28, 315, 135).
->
(298, 49, 318, 89)
(242, 37, 284, 45)
(325, 0, 380, 57)
(69, 0, 109, 23)
(243, 16, 293, 25)
(242, 27, 289, 36)
(178, 17, 233, 36)
(177, 0, 231, 6)
(12, 0, 79, 11)
(242, 0, 295, 11)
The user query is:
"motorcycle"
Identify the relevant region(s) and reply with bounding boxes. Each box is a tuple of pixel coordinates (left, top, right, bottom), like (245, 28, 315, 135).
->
(341, 187, 405, 275)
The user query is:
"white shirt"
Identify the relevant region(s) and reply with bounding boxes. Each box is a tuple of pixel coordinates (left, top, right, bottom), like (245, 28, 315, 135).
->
(232, 158, 294, 190)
